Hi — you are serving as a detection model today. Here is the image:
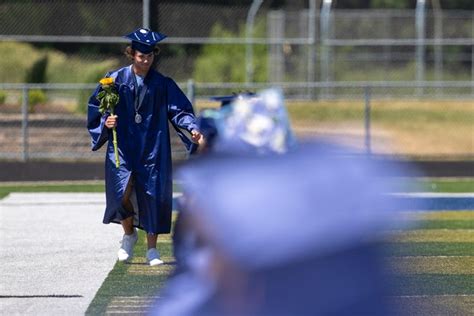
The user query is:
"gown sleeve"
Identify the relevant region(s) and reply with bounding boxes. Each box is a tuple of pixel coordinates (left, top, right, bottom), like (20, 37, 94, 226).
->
(87, 84, 109, 151)
(165, 78, 199, 153)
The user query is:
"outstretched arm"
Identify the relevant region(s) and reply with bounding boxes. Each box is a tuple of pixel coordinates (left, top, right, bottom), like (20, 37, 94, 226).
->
(166, 78, 202, 151)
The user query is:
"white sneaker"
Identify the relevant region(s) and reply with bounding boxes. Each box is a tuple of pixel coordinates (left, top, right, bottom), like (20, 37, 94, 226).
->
(117, 230, 138, 262)
(146, 248, 164, 266)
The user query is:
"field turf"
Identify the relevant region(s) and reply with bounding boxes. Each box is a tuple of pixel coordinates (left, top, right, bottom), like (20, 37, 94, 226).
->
(0, 179, 471, 314)
(386, 210, 474, 315)
(85, 230, 174, 315)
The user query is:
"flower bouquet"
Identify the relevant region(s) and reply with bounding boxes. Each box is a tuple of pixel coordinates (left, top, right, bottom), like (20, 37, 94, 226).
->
(97, 77, 120, 168)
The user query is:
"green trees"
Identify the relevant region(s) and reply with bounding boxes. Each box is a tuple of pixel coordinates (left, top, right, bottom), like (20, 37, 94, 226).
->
(193, 22, 268, 83)
(371, 0, 411, 9)
(335, 0, 473, 9)
(26, 55, 49, 84)
(25, 55, 49, 112)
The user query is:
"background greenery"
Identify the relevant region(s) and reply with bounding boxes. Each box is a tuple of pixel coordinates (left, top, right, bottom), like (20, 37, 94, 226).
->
(193, 21, 268, 83)
(0, 42, 119, 84)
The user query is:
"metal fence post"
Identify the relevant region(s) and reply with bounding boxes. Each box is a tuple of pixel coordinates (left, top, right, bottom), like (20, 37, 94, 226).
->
(142, 0, 150, 28)
(320, 0, 333, 98)
(364, 86, 371, 156)
(433, 0, 443, 86)
(416, 0, 426, 96)
(187, 79, 195, 106)
(268, 10, 285, 84)
(21, 86, 29, 161)
(245, 0, 264, 84)
(307, 0, 317, 99)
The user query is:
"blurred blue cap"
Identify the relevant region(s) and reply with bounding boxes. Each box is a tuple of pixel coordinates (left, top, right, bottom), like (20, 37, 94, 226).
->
(124, 28, 167, 53)
(212, 88, 295, 155)
(179, 141, 404, 269)
(210, 92, 256, 107)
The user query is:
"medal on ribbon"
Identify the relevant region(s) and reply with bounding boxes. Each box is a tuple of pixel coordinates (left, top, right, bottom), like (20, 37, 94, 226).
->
(135, 113, 142, 124)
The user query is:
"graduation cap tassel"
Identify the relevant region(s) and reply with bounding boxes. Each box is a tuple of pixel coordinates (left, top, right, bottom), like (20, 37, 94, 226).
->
(97, 77, 120, 168)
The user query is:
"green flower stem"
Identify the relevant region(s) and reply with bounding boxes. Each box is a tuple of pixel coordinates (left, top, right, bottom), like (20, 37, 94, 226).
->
(110, 108, 119, 168)
(112, 127, 119, 168)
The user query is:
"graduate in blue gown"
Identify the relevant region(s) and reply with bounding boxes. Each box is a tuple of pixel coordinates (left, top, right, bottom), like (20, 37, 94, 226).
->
(87, 28, 202, 266)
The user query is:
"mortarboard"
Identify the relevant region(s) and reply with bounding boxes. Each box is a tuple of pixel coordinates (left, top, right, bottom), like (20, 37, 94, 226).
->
(210, 92, 256, 107)
(124, 28, 167, 54)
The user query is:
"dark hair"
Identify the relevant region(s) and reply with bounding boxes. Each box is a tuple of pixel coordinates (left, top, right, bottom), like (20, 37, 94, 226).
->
(124, 45, 160, 61)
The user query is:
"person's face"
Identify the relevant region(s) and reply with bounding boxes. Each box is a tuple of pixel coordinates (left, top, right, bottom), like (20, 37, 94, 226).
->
(133, 50, 154, 72)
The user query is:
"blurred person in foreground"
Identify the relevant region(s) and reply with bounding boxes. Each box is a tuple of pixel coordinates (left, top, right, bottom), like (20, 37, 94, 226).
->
(192, 92, 258, 154)
(87, 28, 201, 266)
(152, 89, 403, 315)
(172, 91, 269, 269)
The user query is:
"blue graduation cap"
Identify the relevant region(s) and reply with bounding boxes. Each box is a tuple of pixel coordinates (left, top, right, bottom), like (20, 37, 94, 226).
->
(210, 92, 256, 107)
(124, 28, 167, 54)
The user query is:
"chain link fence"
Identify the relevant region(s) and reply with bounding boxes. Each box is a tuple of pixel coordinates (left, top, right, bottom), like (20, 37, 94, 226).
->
(1, 1, 472, 83)
(325, 10, 473, 83)
(0, 82, 472, 161)
(0, 1, 473, 160)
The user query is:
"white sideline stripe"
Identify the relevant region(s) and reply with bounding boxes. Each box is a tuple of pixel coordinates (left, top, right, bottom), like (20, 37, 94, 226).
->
(109, 299, 157, 302)
(394, 294, 474, 298)
(108, 302, 154, 304)
(393, 256, 474, 258)
(392, 192, 474, 198)
(113, 296, 160, 298)
(3, 192, 468, 206)
(0, 180, 103, 186)
(107, 305, 152, 308)
(388, 229, 474, 233)
(105, 312, 143, 315)
(0, 192, 183, 205)
(0, 192, 105, 204)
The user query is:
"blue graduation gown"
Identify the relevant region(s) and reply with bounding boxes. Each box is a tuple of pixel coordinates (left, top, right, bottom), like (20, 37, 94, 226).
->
(87, 66, 197, 234)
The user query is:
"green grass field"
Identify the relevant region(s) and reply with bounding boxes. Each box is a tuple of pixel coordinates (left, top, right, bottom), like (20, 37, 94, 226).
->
(1, 179, 472, 314)
(386, 210, 474, 315)
(84, 210, 473, 315)
(0, 181, 183, 199)
(85, 178, 473, 314)
(85, 230, 174, 315)
(0, 182, 104, 199)
(283, 99, 474, 157)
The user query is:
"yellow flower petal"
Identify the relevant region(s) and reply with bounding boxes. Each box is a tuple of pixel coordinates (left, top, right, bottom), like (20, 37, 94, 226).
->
(99, 77, 114, 85)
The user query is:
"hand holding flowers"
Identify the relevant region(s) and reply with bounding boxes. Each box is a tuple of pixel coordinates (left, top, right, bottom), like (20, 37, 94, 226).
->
(97, 77, 120, 168)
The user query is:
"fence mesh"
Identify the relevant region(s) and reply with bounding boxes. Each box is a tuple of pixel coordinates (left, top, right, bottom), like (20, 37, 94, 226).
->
(0, 1, 473, 160)
(1, 0, 143, 36)
(1, 83, 472, 161)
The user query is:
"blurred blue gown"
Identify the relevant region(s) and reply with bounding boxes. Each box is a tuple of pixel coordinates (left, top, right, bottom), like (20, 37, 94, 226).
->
(87, 65, 197, 234)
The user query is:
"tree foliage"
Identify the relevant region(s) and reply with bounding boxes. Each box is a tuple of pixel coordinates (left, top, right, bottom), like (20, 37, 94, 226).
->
(193, 21, 268, 83)
(24, 55, 49, 111)
(334, 0, 473, 9)
(370, 0, 412, 9)
(25, 55, 48, 84)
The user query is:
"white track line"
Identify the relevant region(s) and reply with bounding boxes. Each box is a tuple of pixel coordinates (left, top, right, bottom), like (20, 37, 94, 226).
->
(392, 192, 474, 198)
